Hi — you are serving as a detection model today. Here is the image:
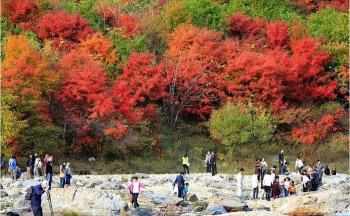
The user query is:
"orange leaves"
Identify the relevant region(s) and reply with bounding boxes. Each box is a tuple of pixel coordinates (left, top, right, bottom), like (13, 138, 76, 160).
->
(80, 33, 117, 67)
(2, 34, 57, 100)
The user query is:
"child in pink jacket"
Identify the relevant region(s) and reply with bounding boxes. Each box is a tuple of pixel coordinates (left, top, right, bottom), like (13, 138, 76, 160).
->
(128, 176, 145, 208)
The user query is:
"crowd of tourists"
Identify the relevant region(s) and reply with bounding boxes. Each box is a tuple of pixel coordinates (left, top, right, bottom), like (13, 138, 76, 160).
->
(0, 150, 340, 215)
(235, 150, 338, 201)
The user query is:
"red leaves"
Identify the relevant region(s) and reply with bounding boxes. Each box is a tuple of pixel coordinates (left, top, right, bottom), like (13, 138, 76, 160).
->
(267, 21, 289, 48)
(99, 5, 141, 36)
(292, 109, 344, 145)
(36, 11, 93, 50)
(290, 0, 349, 12)
(228, 13, 266, 37)
(2, 0, 38, 29)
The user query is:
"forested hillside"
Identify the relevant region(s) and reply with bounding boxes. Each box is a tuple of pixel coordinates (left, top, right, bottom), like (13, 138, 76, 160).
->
(1, 0, 348, 173)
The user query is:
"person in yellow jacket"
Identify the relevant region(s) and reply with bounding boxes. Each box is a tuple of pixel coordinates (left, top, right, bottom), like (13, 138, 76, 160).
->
(182, 154, 190, 174)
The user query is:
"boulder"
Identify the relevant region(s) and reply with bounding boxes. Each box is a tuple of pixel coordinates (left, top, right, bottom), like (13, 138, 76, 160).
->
(133, 207, 152, 216)
(203, 205, 227, 215)
(41, 187, 125, 215)
(1, 190, 8, 198)
(208, 197, 245, 212)
(188, 193, 198, 202)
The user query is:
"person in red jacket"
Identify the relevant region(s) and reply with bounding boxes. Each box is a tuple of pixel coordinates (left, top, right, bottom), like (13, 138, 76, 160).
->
(128, 176, 144, 208)
(272, 175, 280, 199)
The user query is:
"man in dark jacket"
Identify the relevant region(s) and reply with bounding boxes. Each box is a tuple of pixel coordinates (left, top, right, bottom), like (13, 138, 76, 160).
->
(26, 155, 33, 179)
(45, 156, 53, 190)
(278, 150, 284, 174)
(210, 152, 217, 176)
(174, 172, 185, 198)
(31, 181, 48, 216)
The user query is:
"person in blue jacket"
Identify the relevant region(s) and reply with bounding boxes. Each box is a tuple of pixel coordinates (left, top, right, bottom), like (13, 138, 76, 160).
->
(31, 181, 49, 216)
(173, 172, 185, 198)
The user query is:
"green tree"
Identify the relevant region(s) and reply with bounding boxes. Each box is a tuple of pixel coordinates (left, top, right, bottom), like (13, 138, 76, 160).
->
(1, 92, 27, 156)
(307, 8, 348, 44)
(183, 0, 224, 31)
(209, 103, 276, 158)
(226, 0, 301, 23)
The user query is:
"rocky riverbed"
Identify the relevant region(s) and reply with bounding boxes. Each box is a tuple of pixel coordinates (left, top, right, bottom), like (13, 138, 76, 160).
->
(1, 173, 349, 216)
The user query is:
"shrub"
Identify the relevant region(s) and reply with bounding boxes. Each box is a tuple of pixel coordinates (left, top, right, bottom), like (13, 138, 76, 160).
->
(209, 103, 276, 158)
(226, 0, 302, 23)
(307, 8, 348, 44)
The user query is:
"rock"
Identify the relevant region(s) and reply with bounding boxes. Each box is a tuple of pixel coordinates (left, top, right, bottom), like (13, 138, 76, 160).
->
(22, 180, 40, 188)
(208, 197, 245, 212)
(135, 173, 150, 179)
(88, 157, 96, 162)
(41, 187, 124, 215)
(5, 212, 20, 216)
(194, 205, 204, 212)
(188, 194, 198, 202)
(12, 192, 23, 199)
(256, 205, 270, 211)
(0, 183, 3, 189)
(203, 205, 227, 215)
(1, 190, 8, 198)
(133, 207, 152, 216)
(75, 181, 84, 187)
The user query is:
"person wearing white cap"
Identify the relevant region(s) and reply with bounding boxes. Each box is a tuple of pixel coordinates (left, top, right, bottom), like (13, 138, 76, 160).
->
(31, 180, 49, 216)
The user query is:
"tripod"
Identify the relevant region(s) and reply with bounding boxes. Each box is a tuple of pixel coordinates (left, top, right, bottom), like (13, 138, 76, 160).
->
(47, 190, 54, 216)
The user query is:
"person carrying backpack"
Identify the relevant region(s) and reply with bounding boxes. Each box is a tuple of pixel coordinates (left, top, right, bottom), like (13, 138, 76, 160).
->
(173, 172, 185, 198)
(27, 181, 49, 216)
(8, 156, 17, 180)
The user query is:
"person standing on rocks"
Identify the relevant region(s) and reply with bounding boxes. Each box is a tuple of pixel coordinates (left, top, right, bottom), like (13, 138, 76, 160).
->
(301, 170, 311, 192)
(26, 154, 34, 179)
(295, 156, 304, 174)
(174, 172, 185, 198)
(260, 158, 267, 185)
(8, 155, 17, 180)
(34, 154, 42, 178)
(182, 153, 190, 175)
(45, 155, 53, 190)
(278, 150, 284, 175)
(205, 151, 211, 173)
(272, 175, 280, 199)
(255, 158, 261, 180)
(128, 176, 145, 208)
(236, 168, 244, 197)
(65, 162, 72, 187)
(263, 170, 273, 201)
(251, 173, 259, 199)
(43, 154, 49, 176)
(210, 152, 217, 176)
(315, 160, 324, 184)
(31, 180, 49, 216)
(59, 162, 66, 188)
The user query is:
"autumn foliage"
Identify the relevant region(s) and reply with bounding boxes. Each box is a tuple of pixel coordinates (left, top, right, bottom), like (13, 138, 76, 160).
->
(36, 11, 93, 50)
(1, 0, 347, 157)
(2, 0, 38, 29)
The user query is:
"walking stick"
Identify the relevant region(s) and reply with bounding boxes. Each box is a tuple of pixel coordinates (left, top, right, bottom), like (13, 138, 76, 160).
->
(47, 190, 54, 216)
